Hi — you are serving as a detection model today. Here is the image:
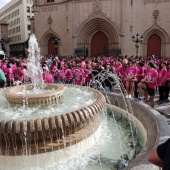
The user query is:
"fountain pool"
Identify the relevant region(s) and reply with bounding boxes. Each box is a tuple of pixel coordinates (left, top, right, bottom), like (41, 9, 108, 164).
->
(0, 85, 146, 170)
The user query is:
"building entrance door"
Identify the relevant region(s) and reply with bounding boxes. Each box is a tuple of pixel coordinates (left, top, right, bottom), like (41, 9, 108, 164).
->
(147, 34, 161, 57)
(48, 37, 57, 55)
(91, 31, 109, 56)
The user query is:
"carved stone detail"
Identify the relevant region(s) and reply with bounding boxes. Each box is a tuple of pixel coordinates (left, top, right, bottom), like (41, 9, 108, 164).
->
(48, 15, 52, 26)
(153, 10, 159, 19)
(93, 0, 102, 15)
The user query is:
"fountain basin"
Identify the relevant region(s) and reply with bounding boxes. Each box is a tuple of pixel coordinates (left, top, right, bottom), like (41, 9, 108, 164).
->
(1, 86, 106, 156)
(0, 105, 146, 170)
(3, 84, 65, 106)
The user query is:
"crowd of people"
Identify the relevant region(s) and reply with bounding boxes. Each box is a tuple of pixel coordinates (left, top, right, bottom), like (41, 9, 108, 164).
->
(0, 55, 170, 108)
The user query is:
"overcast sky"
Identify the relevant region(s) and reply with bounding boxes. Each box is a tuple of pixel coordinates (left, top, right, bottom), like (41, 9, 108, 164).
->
(0, 0, 11, 9)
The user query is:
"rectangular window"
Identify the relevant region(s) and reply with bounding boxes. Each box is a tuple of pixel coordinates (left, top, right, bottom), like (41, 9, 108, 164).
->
(47, 0, 55, 3)
(27, 25, 31, 30)
(17, 18, 20, 24)
(27, 16, 30, 21)
(31, 7, 34, 13)
(27, 7, 30, 13)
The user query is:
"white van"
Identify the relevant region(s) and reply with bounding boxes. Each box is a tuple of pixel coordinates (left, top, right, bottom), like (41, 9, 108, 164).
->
(0, 50, 6, 60)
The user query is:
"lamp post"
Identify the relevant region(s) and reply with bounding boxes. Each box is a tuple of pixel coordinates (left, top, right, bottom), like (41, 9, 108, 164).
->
(132, 33, 143, 56)
(52, 37, 60, 55)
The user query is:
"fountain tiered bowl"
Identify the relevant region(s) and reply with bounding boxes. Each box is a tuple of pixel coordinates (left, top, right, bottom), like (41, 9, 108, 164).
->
(3, 84, 65, 106)
(1, 84, 106, 156)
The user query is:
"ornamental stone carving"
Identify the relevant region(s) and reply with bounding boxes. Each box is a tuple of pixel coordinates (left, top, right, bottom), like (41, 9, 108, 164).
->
(48, 15, 52, 26)
(93, 0, 102, 15)
(153, 10, 159, 19)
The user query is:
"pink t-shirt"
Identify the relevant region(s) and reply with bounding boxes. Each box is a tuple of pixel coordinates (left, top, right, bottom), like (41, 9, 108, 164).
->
(6, 68, 13, 81)
(43, 73, 53, 84)
(137, 67, 145, 82)
(166, 71, 170, 79)
(166, 71, 170, 87)
(126, 67, 137, 79)
(51, 66, 57, 76)
(12, 64, 16, 73)
(84, 69, 91, 83)
(73, 69, 83, 85)
(145, 69, 158, 89)
(14, 69, 24, 81)
(158, 67, 167, 86)
(58, 69, 65, 79)
(81, 61, 86, 69)
(64, 69, 72, 81)
(115, 64, 122, 73)
(118, 67, 127, 85)
(1, 64, 7, 73)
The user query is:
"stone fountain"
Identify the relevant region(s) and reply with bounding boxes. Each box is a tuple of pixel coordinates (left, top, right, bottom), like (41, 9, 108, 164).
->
(1, 34, 106, 157)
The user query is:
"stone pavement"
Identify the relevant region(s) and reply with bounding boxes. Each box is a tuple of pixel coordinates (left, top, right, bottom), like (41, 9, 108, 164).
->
(148, 93, 170, 128)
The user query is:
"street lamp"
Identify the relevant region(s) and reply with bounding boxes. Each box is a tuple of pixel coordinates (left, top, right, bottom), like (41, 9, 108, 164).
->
(132, 33, 143, 56)
(52, 37, 60, 55)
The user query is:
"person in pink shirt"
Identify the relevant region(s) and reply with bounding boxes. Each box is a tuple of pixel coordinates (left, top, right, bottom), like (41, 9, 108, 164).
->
(64, 63, 72, 84)
(81, 59, 86, 69)
(73, 63, 84, 85)
(11, 60, 16, 73)
(84, 64, 91, 86)
(51, 61, 58, 81)
(43, 69, 53, 84)
(165, 64, 170, 102)
(137, 62, 158, 108)
(13, 64, 24, 83)
(125, 59, 137, 98)
(58, 68, 65, 83)
(115, 59, 122, 74)
(118, 60, 127, 87)
(157, 62, 167, 104)
(1, 59, 7, 73)
(137, 61, 145, 82)
(5, 62, 14, 87)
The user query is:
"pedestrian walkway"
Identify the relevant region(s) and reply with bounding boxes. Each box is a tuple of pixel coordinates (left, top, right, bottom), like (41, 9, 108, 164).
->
(136, 93, 170, 128)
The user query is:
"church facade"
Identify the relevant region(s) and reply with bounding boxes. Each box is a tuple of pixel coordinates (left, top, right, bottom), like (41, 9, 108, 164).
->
(32, 0, 170, 57)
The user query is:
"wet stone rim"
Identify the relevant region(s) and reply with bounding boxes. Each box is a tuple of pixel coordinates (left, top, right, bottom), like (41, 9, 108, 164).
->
(3, 84, 66, 106)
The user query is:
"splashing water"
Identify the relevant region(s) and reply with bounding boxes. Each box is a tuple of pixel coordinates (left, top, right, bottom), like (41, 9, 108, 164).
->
(27, 34, 45, 92)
